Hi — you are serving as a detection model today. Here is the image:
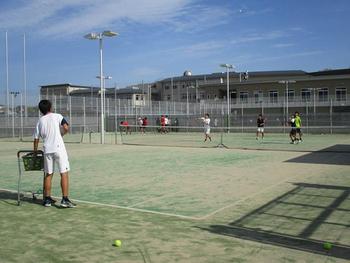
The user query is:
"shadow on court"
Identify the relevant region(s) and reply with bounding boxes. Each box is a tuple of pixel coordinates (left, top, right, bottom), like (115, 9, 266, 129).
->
(285, 144, 350, 165)
(200, 183, 350, 260)
(0, 190, 43, 206)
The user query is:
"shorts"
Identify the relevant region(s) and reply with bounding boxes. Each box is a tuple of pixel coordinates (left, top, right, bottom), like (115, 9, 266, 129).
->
(257, 127, 264, 133)
(204, 128, 210, 135)
(44, 151, 70, 174)
(296, 128, 301, 134)
(290, 128, 296, 135)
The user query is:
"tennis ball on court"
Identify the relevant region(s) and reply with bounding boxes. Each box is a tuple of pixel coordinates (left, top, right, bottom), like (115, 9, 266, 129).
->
(114, 240, 122, 247)
(323, 242, 332, 250)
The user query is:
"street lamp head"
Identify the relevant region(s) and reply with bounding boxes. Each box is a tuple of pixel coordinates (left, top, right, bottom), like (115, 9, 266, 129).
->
(102, 30, 119, 37)
(84, 32, 100, 40)
(220, 63, 234, 69)
(96, 76, 112, 79)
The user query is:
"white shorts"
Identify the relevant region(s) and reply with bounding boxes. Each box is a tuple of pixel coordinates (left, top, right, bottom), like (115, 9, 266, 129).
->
(204, 128, 210, 135)
(257, 127, 264, 133)
(44, 151, 70, 174)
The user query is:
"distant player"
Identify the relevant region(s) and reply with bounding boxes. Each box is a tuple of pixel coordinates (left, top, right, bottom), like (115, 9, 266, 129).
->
(201, 113, 212, 142)
(120, 121, 131, 134)
(294, 112, 302, 142)
(138, 117, 144, 134)
(165, 115, 170, 133)
(142, 117, 148, 134)
(160, 115, 166, 134)
(256, 114, 265, 140)
(289, 114, 297, 144)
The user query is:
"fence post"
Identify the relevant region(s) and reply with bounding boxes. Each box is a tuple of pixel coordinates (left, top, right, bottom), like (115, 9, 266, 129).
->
(20, 94, 23, 140)
(330, 98, 333, 134)
(69, 95, 72, 131)
(306, 101, 309, 134)
(96, 97, 99, 132)
(83, 97, 86, 134)
(241, 103, 244, 133)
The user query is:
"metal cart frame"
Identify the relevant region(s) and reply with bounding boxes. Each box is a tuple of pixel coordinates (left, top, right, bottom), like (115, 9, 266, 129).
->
(17, 150, 45, 206)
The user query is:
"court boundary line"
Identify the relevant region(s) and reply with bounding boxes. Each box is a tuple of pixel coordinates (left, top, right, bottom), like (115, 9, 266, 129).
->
(0, 187, 201, 221)
(1, 178, 294, 221)
(196, 179, 292, 220)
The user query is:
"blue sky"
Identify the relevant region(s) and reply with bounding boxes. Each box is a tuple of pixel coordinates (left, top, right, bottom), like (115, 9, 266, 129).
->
(0, 0, 350, 103)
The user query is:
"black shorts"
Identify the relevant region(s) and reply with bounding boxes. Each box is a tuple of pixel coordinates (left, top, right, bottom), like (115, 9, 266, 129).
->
(296, 128, 301, 133)
(290, 129, 296, 135)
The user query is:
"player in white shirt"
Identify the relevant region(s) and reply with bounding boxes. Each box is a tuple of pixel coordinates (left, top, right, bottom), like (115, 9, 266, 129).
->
(201, 113, 212, 142)
(33, 100, 75, 208)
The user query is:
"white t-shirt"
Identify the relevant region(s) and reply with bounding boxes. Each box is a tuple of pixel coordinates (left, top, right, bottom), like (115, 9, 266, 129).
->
(33, 113, 67, 154)
(204, 118, 210, 128)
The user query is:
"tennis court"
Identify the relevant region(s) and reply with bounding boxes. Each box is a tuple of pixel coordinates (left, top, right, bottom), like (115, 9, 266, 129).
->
(0, 133, 349, 262)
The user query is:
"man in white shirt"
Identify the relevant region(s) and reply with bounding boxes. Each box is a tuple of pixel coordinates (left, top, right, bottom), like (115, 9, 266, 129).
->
(33, 100, 75, 208)
(201, 113, 212, 142)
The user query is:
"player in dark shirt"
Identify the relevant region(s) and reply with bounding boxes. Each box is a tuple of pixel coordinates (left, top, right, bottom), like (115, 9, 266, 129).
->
(256, 114, 265, 140)
(289, 114, 297, 144)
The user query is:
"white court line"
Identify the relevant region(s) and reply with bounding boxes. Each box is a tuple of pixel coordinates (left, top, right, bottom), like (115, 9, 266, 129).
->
(1, 178, 293, 221)
(197, 178, 295, 220)
(0, 188, 201, 221)
(128, 194, 173, 208)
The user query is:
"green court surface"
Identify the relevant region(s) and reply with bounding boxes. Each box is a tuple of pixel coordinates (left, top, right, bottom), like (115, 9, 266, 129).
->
(0, 135, 350, 262)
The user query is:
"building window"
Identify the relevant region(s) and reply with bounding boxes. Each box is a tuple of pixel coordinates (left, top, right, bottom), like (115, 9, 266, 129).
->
(207, 94, 210, 99)
(318, 88, 328, 102)
(173, 85, 177, 89)
(336, 87, 346, 101)
(167, 95, 171, 101)
(182, 85, 185, 89)
(165, 85, 169, 90)
(287, 89, 294, 102)
(230, 91, 237, 103)
(301, 89, 311, 102)
(239, 92, 248, 103)
(269, 91, 278, 103)
(135, 95, 139, 101)
(254, 91, 263, 103)
(181, 93, 186, 100)
(200, 92, 205, 99)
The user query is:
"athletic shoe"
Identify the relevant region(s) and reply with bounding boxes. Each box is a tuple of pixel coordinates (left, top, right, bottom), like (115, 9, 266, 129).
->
(60, 197, 76, 208)
(47, 196, 56, 204)
(43, 197, 53, 207)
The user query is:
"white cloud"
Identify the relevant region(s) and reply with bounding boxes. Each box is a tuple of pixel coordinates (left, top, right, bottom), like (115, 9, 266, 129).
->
(0, 0, 193, 37)
(0, 0, 233, 38)
(272, 43, 295, 48)
(230, 31, 287, 45)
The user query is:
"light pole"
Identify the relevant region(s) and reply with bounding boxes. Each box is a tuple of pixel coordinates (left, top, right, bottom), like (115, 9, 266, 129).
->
(278, 80, 296, 119)
(84, 30, 118, 144)
(220, 64, 234, 132)
(10, 91, 20, 137)
(96, 75, 112, 116)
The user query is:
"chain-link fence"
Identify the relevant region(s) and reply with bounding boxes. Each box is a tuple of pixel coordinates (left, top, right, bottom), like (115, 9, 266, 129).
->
(1, 94, 349, 141)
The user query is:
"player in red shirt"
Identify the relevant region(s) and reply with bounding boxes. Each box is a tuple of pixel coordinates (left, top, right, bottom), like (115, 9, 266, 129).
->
(120, 121, 131, 134)
(142, 117, 148, 134)
(160, 115, 166, 134)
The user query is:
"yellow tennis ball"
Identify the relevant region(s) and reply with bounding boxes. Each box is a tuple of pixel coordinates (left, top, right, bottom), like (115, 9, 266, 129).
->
(114, 240, 122, 247)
